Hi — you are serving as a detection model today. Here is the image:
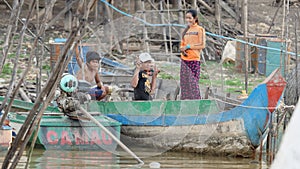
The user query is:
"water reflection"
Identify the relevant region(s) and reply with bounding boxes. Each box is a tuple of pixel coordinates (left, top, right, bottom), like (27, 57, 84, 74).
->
(0, 148, 268, 169)
(30, 150, 119, 169)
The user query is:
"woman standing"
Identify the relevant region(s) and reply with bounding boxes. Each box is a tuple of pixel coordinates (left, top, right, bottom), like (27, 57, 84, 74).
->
(180, 9, 206, 100)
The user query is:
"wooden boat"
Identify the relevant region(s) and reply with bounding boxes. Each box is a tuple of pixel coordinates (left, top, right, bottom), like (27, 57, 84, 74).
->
(85, 68, 286, 157)
(1, 69, 286, 156)
(9, 112, 121, 151)
(0, 98, 122, 151)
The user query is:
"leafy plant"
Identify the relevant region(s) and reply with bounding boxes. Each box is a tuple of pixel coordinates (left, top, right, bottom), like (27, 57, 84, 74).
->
(42, 65, 51, 71)
(159, 72, 175, 80)
(8, 53, 16, 58)
(2, 63, 12, 75)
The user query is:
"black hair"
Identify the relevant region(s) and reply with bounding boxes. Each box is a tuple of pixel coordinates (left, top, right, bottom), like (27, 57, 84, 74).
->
(182, 9, 199, 39)
(86, 51, 100, 63)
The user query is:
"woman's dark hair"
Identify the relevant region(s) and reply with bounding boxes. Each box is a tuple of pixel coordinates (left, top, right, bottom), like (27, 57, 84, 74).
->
(182, 9, 199, 39)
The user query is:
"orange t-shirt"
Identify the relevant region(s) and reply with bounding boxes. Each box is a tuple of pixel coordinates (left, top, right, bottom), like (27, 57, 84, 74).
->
(180, 24, 206, 61)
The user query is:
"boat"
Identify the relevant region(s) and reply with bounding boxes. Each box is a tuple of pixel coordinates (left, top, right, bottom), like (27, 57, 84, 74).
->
(0, 98, 121, 151)
(9, 112, 121, 151)
(1, 68, 286, 156)
(85, 68, 286, 157)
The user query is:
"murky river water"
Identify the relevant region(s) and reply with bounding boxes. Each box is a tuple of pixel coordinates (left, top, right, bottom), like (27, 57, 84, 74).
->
(1, 147, 268, 169)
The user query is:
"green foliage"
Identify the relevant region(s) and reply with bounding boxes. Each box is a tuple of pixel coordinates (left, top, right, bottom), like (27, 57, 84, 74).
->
(225, 78, 243, 86)
(159, 72, 175, 80)
(8, 53, 15, 58)
(2, 63, 12, 75)
(42, 65, 51, 71)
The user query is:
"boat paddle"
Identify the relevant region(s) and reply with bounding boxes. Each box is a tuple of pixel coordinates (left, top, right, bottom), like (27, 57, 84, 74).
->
(78, 106, 144, 166)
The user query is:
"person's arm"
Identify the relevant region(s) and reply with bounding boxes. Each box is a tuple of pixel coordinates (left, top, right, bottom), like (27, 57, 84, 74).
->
(95, 72, 103, 88)
(131, 58, 141, 88)
(180, 40, 186, 52)
(189, 28, 206, 50)
(131, 68, 140, 88)
(150, 65, 159, 94)
(75, 44, 83, 68)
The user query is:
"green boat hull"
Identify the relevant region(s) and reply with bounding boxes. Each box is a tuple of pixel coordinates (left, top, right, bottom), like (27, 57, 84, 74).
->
(10, 113, 121, 151)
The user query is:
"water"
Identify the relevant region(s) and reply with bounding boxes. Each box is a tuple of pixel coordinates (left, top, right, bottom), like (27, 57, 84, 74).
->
(0, 148, 268, 169)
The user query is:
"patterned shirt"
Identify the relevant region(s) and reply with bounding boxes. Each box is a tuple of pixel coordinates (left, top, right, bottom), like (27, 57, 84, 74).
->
(133, 70, 152, 100)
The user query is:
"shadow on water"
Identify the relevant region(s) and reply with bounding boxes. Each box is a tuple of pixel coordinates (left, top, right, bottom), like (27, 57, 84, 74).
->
(1, 148, 268, 169)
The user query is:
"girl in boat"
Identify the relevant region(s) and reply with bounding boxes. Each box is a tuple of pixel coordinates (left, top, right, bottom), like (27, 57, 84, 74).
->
(131, 53, 159, 100)
(180, 9, 206, 100)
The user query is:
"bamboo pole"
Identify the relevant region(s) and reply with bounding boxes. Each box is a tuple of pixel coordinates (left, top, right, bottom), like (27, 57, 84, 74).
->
(215, 0, 221, 33)
(284, 0, 290, 77)
(296, 11, 299, 104)
(36, 0, 41, 95)
(280, 0, 286, 78)
(3, 25, 80, 169)
(142, 0, 150, 53)
(78, 106, 144, 165)
(104, 1, 122, 54)
(1, 1, 97, 168)
(0, 0, 22, 74)
(24, 116, 42, 169)
(0, 0, 29, 127)
(242, 0, 248, 93)
(197, 0, 214, 14)
(267, 1, 283, 33)
(3, 0, 50, 52)
(167, 0, 174, 61)
(160, 0, 168, 55)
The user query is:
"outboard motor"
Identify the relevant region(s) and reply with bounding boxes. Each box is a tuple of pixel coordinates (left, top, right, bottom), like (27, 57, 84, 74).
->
(56, 74, 91, 119)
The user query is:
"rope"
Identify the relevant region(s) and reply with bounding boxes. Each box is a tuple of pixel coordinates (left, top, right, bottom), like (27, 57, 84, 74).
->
(213, 97, 295, 111)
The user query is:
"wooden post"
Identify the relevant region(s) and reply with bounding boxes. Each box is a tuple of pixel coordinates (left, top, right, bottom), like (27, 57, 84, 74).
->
(160, 0, 168, 55)
(215, 0, 221, 34)
(191, 0, 197, 9)
(296, 12, 299, 103)
(142, 0, 150, 53)
(166, 0, 174, 60)
(198, 0, 214, 14)
(134, 0, 142, 12)
(242, 0, 248, 93)
(1, 0, 97, 167)
(104, 1, 122, 54)
(0, 0, 21, 74)
(178, 0, 184, 29)
(234, 0, 241, 26)
(0, 0, 28, 126)
(64, 0, 72, 32)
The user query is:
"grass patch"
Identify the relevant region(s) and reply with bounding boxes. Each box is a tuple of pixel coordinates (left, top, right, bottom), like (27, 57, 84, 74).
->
(159, 71, 177, 80)
(2, 63, 12, 75)
(8, 53, 15, 58)
(225, 78, 243, 86)
(42, 65, 51, 71)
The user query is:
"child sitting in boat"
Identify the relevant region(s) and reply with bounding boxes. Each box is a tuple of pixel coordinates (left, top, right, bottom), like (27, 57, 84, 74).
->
(75, 48, 110, 101)
(131, 53, 159, 100)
